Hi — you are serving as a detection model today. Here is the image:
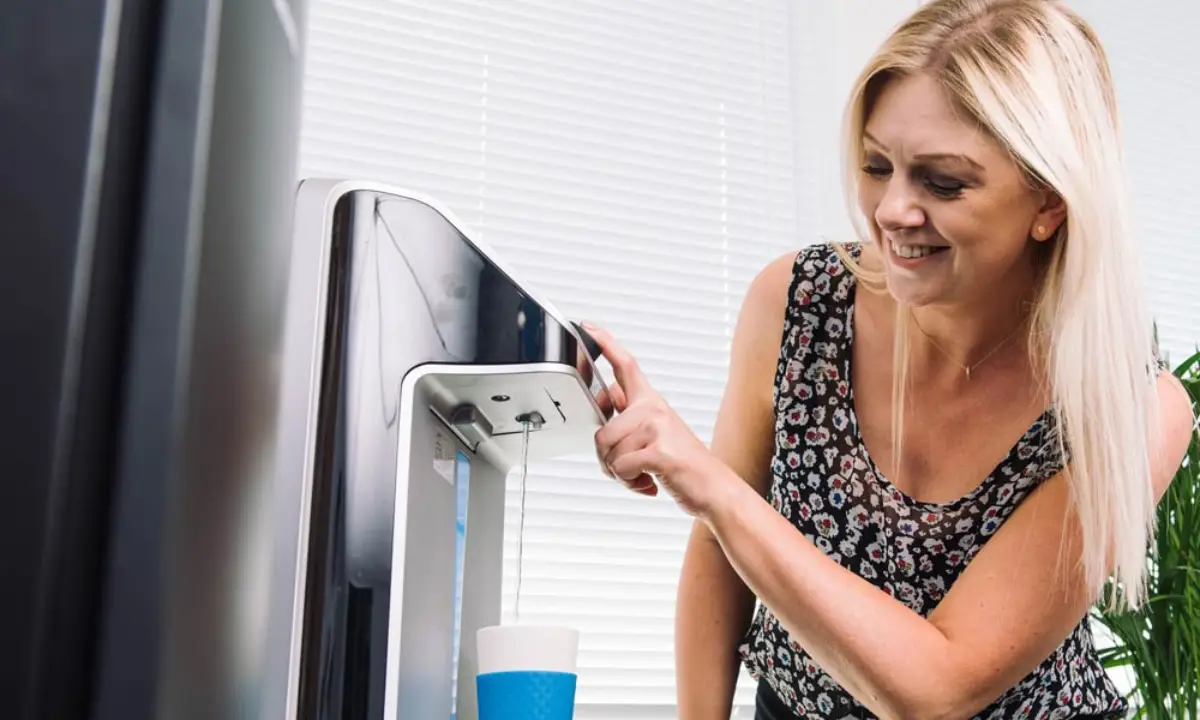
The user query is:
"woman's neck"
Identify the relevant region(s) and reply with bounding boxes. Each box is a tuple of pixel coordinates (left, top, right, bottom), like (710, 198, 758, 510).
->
(908, 297, 1029, 369)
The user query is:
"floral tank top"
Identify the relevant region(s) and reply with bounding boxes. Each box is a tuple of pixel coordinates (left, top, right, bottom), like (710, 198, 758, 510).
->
(738, 243, 1128, 719)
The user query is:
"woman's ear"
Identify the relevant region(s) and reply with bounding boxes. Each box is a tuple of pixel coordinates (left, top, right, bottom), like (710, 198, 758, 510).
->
(1031, 191, 1067, 242)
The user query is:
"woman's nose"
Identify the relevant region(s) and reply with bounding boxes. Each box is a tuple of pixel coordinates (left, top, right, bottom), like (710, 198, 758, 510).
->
(874, 178, 925, 232)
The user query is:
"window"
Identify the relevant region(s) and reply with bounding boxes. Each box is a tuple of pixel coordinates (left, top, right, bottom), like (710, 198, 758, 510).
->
(296, 1, 1198, 716)
(1067, 1, 1200, 363)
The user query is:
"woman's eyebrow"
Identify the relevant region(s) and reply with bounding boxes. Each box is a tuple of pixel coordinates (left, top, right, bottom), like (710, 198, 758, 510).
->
(863, 131, 986, 172)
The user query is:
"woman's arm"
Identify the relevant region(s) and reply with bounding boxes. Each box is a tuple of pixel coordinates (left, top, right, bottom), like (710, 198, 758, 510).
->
(589, 321, 1195, 720)
(675, 252, 794, 719)
(699, 370, 1194, 720)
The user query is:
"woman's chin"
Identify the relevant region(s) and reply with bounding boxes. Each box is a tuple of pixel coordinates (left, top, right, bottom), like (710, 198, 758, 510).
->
(885, 276, 945, 308)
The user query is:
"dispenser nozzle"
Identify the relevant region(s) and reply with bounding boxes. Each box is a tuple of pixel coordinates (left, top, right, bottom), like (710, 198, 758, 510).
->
(515, 411, 545, 430)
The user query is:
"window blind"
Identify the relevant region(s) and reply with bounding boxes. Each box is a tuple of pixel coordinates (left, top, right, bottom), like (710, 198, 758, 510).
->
(296, 0, 799, 715)
(296, 0, 1198, 716)
(1066, 1, 1200, 364)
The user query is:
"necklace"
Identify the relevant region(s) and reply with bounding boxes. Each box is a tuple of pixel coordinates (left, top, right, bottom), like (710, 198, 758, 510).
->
(909, 311, 1024, 380)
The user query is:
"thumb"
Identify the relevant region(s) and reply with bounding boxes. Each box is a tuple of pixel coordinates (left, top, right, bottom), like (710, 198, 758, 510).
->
(582, 324, 654, 402)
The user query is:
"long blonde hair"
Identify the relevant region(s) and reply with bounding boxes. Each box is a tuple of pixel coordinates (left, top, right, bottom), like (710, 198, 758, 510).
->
(836, 0, 1161, 609)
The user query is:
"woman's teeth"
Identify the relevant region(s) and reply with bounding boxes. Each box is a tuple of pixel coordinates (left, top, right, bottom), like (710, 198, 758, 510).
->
(893, 243, 942, 259)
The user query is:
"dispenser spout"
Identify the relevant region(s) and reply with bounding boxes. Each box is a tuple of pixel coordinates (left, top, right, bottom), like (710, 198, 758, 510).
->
(515, 411, 546, 430)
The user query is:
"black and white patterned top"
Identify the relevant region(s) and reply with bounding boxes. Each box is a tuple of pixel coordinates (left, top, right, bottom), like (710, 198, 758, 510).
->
(738, 243, 1128, 719)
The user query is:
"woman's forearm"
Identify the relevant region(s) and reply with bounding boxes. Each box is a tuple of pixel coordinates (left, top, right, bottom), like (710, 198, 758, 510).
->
(701, 471, 960, 720)
(675, 521, 758, 720)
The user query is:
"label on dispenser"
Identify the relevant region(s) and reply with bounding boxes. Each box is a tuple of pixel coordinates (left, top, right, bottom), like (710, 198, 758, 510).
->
(433, 430, 455, 484)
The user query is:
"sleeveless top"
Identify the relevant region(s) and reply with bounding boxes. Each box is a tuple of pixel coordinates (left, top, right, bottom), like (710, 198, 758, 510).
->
(738, 243, 1129, 719)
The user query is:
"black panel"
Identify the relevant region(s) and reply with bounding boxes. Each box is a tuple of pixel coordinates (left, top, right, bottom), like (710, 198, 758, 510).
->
(298, 198, 356, 720)
(0, 1, 160, 718)
(89, 2, 221, 717)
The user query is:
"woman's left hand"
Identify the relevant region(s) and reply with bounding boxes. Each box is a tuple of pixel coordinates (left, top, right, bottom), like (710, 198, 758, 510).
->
(583, 323, 731, 518)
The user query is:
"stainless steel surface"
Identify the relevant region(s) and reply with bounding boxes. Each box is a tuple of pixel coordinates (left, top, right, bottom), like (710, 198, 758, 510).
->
(273, 181, 611, 718)
(156, 0, 308, 716)
(261, 175, 341, 720)
(81, 0, 311, 717)
(449, 405, 494, 453)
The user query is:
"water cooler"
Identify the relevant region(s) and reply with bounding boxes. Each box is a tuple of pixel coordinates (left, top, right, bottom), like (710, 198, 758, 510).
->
(264, 180, 613, 719)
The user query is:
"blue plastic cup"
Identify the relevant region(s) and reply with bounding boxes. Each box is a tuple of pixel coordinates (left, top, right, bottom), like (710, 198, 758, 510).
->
(476, 670, 577, 720)
(476, 626, 579, 720)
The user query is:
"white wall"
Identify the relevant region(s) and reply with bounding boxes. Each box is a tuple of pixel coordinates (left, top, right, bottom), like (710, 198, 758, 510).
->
(787, 0, 921, 247)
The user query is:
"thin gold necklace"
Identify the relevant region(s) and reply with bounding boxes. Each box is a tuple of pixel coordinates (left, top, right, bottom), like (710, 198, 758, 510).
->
(909, 311, 1024, 380)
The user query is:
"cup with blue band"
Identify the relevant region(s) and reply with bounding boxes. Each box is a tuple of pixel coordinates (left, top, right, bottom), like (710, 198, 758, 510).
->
(476, 625, 579, 720)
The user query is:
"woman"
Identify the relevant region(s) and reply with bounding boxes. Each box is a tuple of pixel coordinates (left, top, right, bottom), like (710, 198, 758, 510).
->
(585, 1, 1195, 718)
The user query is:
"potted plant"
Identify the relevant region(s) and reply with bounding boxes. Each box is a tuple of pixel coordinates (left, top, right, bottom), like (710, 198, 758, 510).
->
(1093, 349, 1200, 718)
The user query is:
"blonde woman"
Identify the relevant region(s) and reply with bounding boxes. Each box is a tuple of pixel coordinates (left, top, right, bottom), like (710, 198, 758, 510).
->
(585, 0, 1195, 717)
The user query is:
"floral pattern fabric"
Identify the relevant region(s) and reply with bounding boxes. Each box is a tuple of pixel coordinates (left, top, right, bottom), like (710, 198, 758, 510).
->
(737, 243, 1127, 719)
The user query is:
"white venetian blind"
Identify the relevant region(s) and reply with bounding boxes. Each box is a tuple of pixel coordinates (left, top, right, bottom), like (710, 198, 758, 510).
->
(296, 0, 800, 715)
(1065, 1, 1200, 364)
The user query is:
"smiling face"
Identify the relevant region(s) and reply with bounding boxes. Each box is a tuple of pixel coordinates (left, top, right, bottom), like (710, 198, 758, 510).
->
(856, 72, 1064, 309)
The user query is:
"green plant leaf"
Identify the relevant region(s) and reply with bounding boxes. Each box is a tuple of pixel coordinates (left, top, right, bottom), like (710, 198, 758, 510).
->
(1094, 350, 1200, 717)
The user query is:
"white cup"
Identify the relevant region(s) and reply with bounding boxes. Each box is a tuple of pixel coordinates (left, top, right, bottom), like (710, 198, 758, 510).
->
(476, 625, 580, 674)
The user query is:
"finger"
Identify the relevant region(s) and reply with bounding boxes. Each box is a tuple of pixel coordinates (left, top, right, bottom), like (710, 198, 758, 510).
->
(594, 440, 614, 479)
(608, 381, 628, 412)
(593, 419, 657, 495)
(610, 450, 660, 496)
(594, 411, 636, 479)
(603, 425, 652, 477)
(611, 462, 657, 496)
(627, 473, 658, 496)
(594, 381, 627, 416)
(594, 405, 643, 457)
(581, 324, 654, 403)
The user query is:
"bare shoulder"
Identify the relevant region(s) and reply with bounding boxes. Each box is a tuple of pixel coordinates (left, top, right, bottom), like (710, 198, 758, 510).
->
(1153, 369, 1196, 499)
(732, 249, 807, 367)
(741, 250, 800, 326)
(731, 244, 855, 385)
(708, 250, 802, 495)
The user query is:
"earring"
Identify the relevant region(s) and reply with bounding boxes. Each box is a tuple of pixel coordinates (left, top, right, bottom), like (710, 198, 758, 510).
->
(1036, 225, 1046, 238)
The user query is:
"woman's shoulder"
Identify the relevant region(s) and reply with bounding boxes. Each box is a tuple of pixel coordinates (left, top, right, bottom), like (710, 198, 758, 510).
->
(747, 241, 861, 302)
(744, 241, 861, 321)
(794, 239, 862, 276)
(735, 241, 860, 359)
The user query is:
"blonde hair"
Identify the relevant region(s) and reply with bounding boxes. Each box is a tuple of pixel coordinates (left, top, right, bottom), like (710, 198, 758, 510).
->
(836, 0, 1161, 609)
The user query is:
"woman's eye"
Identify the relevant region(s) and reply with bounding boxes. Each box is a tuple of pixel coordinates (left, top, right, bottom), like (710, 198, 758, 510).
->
(862, 164, 891, 178)
(925, 174, 966, 198)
